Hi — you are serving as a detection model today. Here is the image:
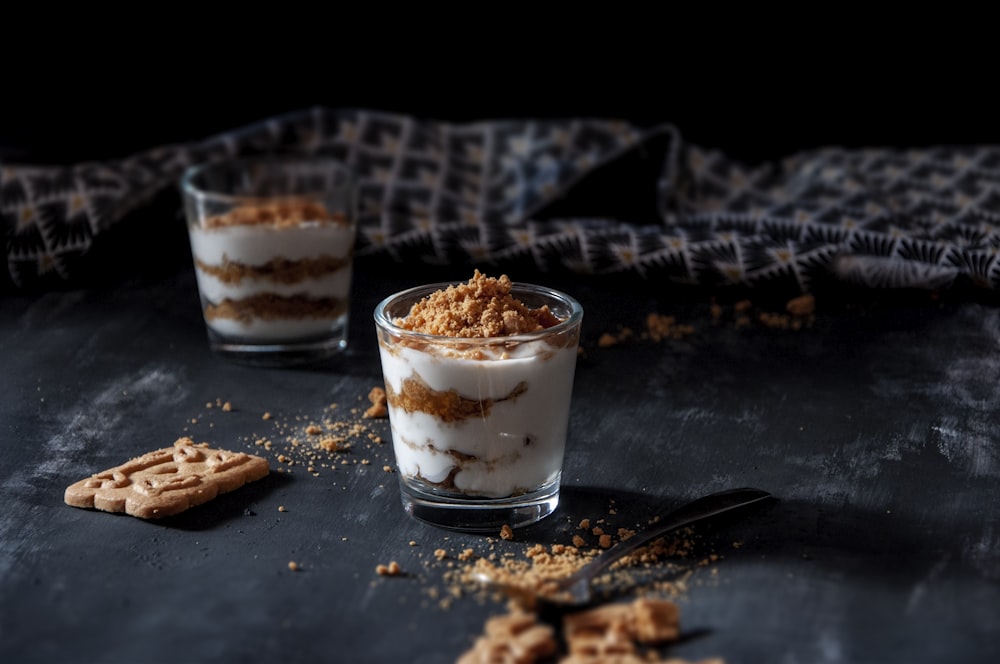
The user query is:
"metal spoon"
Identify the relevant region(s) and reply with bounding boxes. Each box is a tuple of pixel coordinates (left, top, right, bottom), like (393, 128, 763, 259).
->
(475, 487, 774, 609)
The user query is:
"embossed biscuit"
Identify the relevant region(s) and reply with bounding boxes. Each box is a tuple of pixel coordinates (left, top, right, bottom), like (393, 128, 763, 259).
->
(64, 437, 270, 519)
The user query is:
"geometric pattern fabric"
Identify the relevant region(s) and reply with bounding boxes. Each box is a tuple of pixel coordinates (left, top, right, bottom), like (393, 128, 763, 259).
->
(4, 106, 1000, 293)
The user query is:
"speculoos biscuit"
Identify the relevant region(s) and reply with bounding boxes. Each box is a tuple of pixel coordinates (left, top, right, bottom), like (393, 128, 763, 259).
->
(64, 437, 269, 519)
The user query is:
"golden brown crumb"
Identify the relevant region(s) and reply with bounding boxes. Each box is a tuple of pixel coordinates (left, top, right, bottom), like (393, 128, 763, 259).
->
(287, 561, 300, 572)
(572, 534, 586, 548)
(364, 386, 389, 419)
(597, 332, 619, 348)
(786, 293, 816, 317)
(262, 412, 272, 420)
(222, 401, 232, 412)
(375, 561, 403, 576)
(500, 524, 514, 541)
(278, 505, 287, 512)
(645, 313, 695, 342)
(395, 270, 561, 337)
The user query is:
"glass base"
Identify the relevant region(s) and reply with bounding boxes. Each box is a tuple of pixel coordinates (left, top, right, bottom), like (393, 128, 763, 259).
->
(208, 336, 347, 367)
(398, 478, 560, 532)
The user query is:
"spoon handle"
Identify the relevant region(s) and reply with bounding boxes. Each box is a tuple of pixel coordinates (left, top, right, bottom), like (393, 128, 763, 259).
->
(565, 487, 774, 588)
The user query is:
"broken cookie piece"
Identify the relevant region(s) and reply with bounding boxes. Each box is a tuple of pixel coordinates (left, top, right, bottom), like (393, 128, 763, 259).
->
(64, 437, 269, 519)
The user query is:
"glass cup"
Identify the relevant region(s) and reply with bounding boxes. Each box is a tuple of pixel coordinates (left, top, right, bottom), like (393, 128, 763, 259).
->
(181, 156, 357, 366)
(374, 281, 583, 531)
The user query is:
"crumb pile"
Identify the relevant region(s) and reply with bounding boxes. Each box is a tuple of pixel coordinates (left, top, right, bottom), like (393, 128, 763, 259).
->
(396, 270, 561, 337)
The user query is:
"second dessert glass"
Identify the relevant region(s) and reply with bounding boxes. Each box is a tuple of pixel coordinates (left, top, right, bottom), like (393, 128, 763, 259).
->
(181, 155, 357, 366)
(374, 280, 583, 531)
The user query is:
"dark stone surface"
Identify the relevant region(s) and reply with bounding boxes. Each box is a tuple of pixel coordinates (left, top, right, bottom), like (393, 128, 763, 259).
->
(2, 243, 999, 662)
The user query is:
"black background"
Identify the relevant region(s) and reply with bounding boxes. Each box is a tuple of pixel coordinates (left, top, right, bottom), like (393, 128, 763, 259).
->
(2, 14, 997, 167)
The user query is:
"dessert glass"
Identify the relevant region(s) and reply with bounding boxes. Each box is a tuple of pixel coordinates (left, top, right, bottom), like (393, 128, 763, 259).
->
(181, 156, 357, 366)
(374, 281, 583, 531)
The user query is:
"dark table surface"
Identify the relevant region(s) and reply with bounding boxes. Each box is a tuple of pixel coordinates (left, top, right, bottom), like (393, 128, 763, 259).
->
(3, 242, 999, 663)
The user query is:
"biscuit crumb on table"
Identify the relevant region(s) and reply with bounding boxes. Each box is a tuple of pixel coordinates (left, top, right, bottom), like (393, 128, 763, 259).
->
(363, 387, 388, 419)
(376, 561, 403, 576)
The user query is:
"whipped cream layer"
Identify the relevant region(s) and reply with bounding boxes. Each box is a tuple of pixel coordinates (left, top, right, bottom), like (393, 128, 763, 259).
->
(378, 339, 578, 499)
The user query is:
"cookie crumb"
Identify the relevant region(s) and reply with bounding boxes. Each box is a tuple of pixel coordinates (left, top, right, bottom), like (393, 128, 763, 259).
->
(376, 561, 403, 576)
(500, 524, 514, 541)
(278, 505, 287, 512)
(364, 387, 389, 419)
(396, 270, 560, 337)
(288, 561, 300, 572)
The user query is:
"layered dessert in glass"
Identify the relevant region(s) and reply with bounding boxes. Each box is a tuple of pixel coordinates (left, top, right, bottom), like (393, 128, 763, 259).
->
(374, 271, 583, 531)
(182, 156, 356, 365)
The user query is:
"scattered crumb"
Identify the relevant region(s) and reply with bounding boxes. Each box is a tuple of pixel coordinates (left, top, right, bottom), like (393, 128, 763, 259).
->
(594, 293, 818, 352)
(364, 387, 389, 419)
(288, 561, 300, 572)
(278, 505, 287, 513)
(644, 313, 695, 342)
(500, 524, 514, 541)
(376, 561, 403, 576)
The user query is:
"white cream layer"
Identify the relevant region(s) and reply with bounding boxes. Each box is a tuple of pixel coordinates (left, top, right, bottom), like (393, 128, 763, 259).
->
(378, 341, 577, 498)
(208, 313, 347, 341)
(189, 222, 354, 265)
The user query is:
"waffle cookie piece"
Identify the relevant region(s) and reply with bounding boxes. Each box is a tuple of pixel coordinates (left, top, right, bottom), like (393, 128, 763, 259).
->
(64, 437, 270, 519)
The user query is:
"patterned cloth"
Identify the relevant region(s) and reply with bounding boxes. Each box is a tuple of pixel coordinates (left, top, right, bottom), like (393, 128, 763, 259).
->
(4, 107, 1000, 294)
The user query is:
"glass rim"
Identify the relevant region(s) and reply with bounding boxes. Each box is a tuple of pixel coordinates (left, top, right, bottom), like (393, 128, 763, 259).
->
(180, 154, 356, 205)
(373, 280, 583, 344)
